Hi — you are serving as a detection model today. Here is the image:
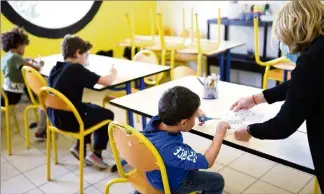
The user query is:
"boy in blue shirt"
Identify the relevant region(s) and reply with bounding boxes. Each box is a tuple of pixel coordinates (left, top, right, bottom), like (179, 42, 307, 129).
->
(142, 86, 230, 194)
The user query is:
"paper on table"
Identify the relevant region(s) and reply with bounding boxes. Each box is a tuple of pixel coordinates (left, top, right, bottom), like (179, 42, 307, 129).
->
(223, 110, 264, 130)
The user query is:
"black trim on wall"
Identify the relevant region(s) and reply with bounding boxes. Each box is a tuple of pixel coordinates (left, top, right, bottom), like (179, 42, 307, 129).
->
(1, 1, 102, 39)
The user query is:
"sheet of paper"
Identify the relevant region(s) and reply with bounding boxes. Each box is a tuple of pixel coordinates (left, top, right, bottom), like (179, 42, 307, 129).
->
(223, 110, 264, 130)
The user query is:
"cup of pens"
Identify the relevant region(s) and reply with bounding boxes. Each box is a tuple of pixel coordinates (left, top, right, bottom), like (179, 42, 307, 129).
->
(203, 73, 219, 99)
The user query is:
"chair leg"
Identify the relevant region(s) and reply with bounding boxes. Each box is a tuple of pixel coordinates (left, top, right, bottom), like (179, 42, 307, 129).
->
(157, 49, 167, 85)
(262, 65, 271, 90)
(24, 107, 30, 149)
(11, 107, 20, 133)
(135, 114, 140, 123)
(104, 178, 129, 194)
(170, 49, 175, 80)
(5, 109, 12, 155)
(46, 128, 51, 180)
(52, 132, 58, 164)
(314, 178, 319, 194)
(197, 53, 203, 76)
(33, 108, 39, 125)
(79, 138, 85, 194)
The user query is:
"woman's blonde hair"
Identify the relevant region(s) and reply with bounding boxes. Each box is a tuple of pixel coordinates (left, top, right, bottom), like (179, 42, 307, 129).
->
(273, 0, 324, 53)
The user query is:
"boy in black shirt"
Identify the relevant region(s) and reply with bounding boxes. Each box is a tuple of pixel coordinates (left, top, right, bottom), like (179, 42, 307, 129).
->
(47, 35, 117, 169)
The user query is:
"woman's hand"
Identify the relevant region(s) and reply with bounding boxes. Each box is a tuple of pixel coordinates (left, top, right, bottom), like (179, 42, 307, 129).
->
(234, 126, 252, 141)
(230, 93, 266, 112)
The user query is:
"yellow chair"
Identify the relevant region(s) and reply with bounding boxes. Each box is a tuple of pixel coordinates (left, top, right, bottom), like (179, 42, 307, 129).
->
(253, 17, 296, 89)
(102, 50, 158, 122)
(175, 9, 221, 77)
(173, 66, 196, 80)
(104, 121, 170, 194)
(125, 10, 156, 59)
(1, 71, 20, 155)
(38, 87, 111, 194)
(152, 13, 186, 82)
(22, 66, 47, 148)
(314, 177, 320, 194)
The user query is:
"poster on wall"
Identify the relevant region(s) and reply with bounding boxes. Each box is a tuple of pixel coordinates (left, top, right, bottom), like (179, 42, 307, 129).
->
(1, 1, 103, 39)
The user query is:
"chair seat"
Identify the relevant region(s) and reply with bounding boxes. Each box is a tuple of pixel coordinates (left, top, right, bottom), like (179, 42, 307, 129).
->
(268, 69, 291, 81)
(272, 62, 296, 71)
(106, 88, 139, 99)
(128, 170, 163, 194)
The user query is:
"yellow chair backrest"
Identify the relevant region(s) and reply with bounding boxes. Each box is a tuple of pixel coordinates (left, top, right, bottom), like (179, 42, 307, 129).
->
(253, 17, 290, 66)
(22, 66, 47, 104)
(173, 66, 196, 80)
(108, 121, 171, 193)
(38, 87, 84, 132)
(133, 50, 159, 65)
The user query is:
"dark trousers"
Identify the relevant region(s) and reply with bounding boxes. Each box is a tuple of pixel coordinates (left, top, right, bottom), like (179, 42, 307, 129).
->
(1, 90, 22, 106)
(79, 103, 114, 150)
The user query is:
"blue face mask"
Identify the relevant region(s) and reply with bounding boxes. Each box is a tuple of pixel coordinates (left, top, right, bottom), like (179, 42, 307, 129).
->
(279, 42, 299, 63)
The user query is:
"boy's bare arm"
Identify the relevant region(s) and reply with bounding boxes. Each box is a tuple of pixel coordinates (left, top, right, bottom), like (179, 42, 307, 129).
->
(204, 121, 230, 168)
(97, 67, 117, 86)
(23, 61, 41, 71)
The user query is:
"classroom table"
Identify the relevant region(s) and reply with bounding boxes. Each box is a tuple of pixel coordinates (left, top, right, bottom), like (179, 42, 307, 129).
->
(119, 35, 245, 81)
(110, 75, 314, 175)
(40, 54, 170, 127)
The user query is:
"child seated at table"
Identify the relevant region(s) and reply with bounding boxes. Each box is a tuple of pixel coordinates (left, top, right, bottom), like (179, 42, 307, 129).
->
(1, 26, 47, 140)
(141, 86, 229, 194)
(47, 34, 117, 169)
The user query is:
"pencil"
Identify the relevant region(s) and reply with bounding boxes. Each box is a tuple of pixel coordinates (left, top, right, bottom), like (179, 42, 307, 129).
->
(197, 77, 204, 85)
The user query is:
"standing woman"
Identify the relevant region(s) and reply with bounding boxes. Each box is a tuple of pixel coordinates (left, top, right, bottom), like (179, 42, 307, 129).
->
(231, 0, 324, 192)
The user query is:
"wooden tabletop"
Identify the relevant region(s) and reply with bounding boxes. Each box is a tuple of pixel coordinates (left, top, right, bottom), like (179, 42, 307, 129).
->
(119, 35, 245, 55)
(40, 54, 170, 91)
(110, 76, 313, 173)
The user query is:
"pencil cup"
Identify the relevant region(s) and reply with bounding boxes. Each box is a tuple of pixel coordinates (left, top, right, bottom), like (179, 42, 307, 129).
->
(203, 83, 218, 99)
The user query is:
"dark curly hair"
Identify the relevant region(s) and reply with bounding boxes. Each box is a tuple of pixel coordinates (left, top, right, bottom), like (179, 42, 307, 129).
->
(1, 27, 30, 52)
(61, 34, 93, 59)
(158, 86, 200, 126)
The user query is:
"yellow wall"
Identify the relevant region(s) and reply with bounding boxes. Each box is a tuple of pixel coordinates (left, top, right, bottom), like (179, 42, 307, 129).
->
(1, 1, 156, 58)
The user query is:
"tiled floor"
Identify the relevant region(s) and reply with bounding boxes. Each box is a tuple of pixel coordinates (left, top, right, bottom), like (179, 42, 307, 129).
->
(1, 89, 320, 194)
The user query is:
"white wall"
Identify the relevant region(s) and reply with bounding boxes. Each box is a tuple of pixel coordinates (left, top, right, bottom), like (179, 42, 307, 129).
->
(157, 1, 287, 58)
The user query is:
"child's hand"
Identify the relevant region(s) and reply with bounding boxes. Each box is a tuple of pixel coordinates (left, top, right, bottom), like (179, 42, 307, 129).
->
(39, 61, 44, 67)
(197, 109, 206, 126)
(216, 121, 230, 138)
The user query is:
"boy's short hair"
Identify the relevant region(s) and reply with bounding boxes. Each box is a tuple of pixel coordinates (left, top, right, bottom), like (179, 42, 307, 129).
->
(158, 86, 200, 126)
(1, 27, 30, 52)
(61, 34, 93, 59)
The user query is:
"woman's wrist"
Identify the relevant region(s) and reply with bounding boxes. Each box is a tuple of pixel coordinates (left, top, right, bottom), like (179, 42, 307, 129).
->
(254, 93, 266, 105)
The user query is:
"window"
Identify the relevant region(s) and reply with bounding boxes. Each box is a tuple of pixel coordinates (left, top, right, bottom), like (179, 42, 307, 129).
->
(1, 1, 102, 38)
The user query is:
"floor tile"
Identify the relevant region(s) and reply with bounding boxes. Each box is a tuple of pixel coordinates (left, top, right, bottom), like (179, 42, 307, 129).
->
(1, 162, 20, 181)
(24, 188, 45, 194)
(229, 153, 276, 178)
(1, 174, 36, 194)
(39, 172, 90, 194)
(9, 147, 46, 173)
(72, 166, 113, 185)
(203, 162, 224, 172)
(216, 145, 245, 165)
(1, 155, 8, 164)
(219, 167, 256, 194)
(261, 164, 313, 193)
(24, 163, 70, 187)
(243, 180, 292, 194)
(57, 155, 80, 172)
(94, 174, 135, 194)
(79, 186, 102, 194)
(299, 177, 322, 194)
